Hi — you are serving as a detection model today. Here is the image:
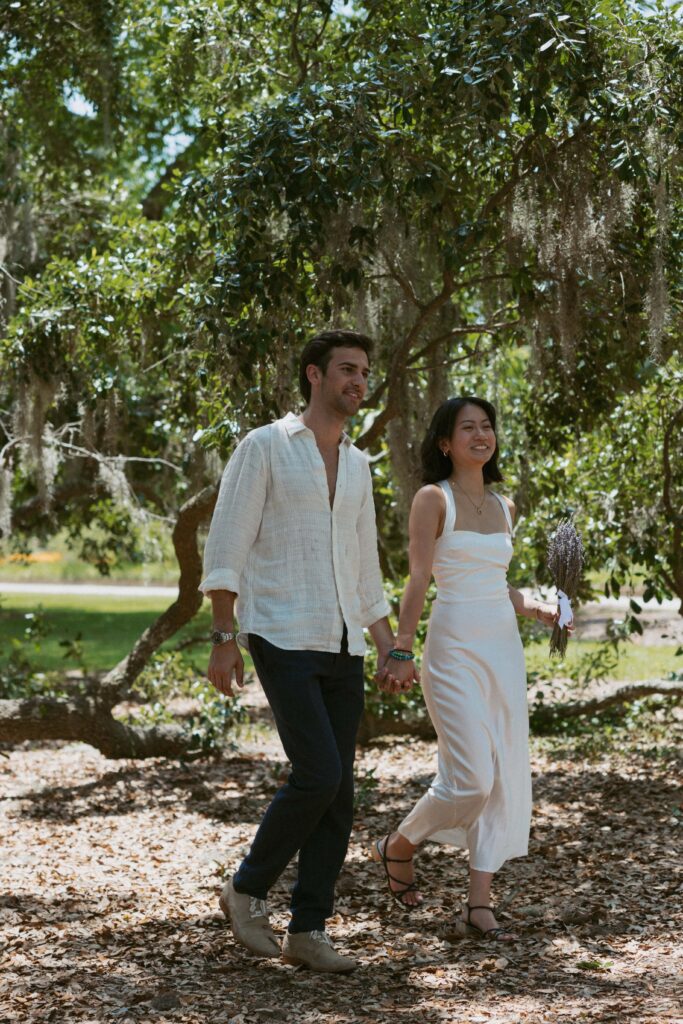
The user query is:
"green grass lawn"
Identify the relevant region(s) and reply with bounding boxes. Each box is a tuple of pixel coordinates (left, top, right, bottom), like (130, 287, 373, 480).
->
(0, 558, 179, 585)
(1, 592, 679, 682)
(524, 637, 679, 683)
(0, 594, 214, 673)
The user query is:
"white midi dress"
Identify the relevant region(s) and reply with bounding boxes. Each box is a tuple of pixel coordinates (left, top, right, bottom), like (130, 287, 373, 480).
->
(398, 481, 532, 873)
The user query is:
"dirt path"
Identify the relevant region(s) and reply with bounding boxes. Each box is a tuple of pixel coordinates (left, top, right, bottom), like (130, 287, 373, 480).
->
(2, 709, 681, 1024)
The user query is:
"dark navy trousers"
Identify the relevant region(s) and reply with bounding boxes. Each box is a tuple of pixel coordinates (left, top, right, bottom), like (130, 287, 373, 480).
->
(232, 631, 364, 933)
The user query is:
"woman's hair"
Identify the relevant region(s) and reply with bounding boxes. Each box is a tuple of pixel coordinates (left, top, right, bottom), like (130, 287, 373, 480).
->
(421, 396, 503, 484)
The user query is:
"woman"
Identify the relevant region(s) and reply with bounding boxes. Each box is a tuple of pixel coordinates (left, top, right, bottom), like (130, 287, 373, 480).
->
(372, 396, 567, 941)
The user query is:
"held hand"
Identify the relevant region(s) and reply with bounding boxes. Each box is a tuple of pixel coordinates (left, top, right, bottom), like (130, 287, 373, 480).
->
(377, 655, 418, 695)
(208, 641, 244, 699)
(373, 643, 394, 686)
(374, 643, 400, 690)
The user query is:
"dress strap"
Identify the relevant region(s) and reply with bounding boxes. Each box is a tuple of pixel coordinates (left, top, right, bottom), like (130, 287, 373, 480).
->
(492, 491, 512, 534)
(439, 480, 456, 533)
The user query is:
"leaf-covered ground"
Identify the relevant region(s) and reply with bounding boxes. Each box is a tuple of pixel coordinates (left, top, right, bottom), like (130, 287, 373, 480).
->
(1, 694, 681, 1024)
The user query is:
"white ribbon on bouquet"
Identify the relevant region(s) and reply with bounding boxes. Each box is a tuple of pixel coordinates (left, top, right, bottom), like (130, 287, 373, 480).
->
(556, 589, 574, 629)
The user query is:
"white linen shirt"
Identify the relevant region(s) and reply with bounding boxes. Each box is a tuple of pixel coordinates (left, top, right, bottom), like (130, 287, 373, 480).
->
(199, 412, 390, 656)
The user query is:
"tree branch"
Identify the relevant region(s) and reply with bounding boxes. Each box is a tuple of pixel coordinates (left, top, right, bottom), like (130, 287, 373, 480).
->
(357, 679, 682, 744)
(0, 485, 222, 758)
(661, 402, 682, 522)
(99, 485, 218, 702)
(530, 679, 682, 729)
(361, 376, 389, 409)
(407, 318, 518, 369)
(291, 0, 308, 85)
(380, 249, 425, 309)
(312, 4, 333, 50)
(53, 441, 184, 474)
(0, 695, 193, 758)
(356, 270, 455, 451)
(408, 337, 479, 372)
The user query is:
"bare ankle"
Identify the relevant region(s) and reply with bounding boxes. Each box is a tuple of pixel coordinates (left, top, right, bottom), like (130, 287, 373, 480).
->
(388, 831, 417, 860)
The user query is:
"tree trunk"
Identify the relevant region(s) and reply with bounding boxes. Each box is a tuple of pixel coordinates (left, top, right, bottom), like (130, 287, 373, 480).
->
(0, 695, 193, 758)
(2, 676, 679, 757)
(661, 403, 683, 615)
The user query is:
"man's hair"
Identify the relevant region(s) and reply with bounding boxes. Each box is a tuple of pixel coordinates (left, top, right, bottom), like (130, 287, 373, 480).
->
(298, 329, 373, 404)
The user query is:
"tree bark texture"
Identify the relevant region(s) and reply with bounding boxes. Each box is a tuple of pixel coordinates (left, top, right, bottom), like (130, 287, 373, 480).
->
(0, 695, 191, 758)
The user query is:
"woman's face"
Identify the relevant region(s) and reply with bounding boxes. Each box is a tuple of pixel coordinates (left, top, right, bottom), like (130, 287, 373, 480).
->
(442, 403, 496, 471)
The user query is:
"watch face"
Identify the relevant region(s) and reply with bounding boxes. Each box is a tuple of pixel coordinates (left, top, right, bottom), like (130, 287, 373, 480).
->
(211, 630, 231, 644)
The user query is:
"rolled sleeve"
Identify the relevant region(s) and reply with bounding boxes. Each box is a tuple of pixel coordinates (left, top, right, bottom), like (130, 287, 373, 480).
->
(199, 435, 267, 595)
(198, 568, 242, 595)
(356, 464, 391, 626)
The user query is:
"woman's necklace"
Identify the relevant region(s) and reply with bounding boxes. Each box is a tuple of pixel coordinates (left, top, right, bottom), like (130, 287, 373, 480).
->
(450, 478, 486, 516)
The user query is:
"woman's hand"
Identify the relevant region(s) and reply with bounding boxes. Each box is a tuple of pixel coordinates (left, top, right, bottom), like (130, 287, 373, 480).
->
(535, 602, 575, 632)
(375, 653, 419, 694)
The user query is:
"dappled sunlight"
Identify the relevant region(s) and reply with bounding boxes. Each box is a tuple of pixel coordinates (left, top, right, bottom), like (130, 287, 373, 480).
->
(2, 716, 680, 1022)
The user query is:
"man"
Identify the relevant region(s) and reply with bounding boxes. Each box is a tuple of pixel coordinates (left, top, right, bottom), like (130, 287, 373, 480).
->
(200, 329, 414, 973)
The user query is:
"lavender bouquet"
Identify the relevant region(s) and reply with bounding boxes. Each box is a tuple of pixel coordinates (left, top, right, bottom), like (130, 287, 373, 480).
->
(547, 519, 584, 657)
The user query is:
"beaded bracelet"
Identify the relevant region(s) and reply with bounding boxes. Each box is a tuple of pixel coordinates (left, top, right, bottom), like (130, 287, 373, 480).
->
(388, 648, 415, 661)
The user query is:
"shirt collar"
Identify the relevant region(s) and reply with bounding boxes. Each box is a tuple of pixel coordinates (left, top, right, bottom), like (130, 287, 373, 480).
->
(283, 412, 351, 447)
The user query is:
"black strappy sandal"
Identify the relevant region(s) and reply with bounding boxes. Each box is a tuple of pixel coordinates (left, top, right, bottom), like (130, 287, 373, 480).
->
(369, 833, 422, 907)
(451, 903, 517, 942)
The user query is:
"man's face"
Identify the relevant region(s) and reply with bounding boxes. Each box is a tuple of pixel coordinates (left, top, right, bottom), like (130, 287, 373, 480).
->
(313, 346, 370, 418)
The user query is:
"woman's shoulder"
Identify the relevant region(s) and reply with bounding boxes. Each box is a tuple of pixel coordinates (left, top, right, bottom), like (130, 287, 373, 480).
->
(412, 484, 447, 527)
(410, 483, 447, 537)
(413, 482, 447, 507)
(493, 491, 516, 521)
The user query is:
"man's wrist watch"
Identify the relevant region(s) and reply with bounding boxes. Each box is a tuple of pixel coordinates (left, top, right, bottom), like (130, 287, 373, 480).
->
(211, 629, 237, 646)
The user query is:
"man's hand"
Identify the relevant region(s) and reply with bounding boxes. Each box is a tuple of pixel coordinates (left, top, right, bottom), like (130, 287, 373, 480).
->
(367, 618, 419, 694)
(375, 652, 420, 694)
(208, 641, 244, 698)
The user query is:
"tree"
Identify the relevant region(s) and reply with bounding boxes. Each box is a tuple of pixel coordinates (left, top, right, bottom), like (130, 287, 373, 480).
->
(576, 360, 682, 612)
(1, 0, 681, 755)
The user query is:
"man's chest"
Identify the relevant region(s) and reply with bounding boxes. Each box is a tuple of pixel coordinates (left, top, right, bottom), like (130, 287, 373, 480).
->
(318, 446, 340, 507)
(268, 441, 363, 515)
